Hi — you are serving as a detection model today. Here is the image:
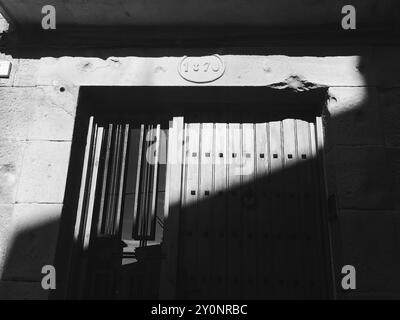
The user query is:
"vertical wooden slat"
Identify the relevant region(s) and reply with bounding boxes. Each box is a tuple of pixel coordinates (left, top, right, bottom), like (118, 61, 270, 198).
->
(315, 117, 335, 298)
(69, 116, 95, 297)
(316, 117, 329, 196)
(149, 125, 161, 239)
(133, 125, 145, 239)
(296, 119, 313, 298)
(105, 125, 121, 235)
(242, 123, 255, 180)
(163, 121, 173, 222)
(178, 123, 189, 293)
(146, 125, 157, 239)
(255, 122, 269, 298)
(77, 122, 99, 298)
(138, 125, 149, 242)
(159, 117, 185, 299)
(282, 119, 297, 168)
(112, 124, 124, 235)
(269, 121, 284, 175)
(308, 121, 321, 297)
(114, 124, 130, 237)
(312, 119, 326, 297)
(141, 125, 153, 243)
(212, 123, 228, 298)
(154, 128, 168, 243)
(103, 125, 114, 236)
(282, 119, 298, 298)
(97, 124, 113, 236)
(227, 123, 242, 299)
(74, 116, 95, 244)
(268, 121, 284, 296)
(309, 121, 320, 298)
(83, 126, 104, 251)
(181, 123, 200, 298)
(242, 123, 257, 299)
(310, 123, 317, 158)
(266, 121, 278, 297)
(197, 122, 214, 298)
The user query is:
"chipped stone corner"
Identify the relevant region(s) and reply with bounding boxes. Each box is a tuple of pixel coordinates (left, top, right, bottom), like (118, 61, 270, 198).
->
(268, 75, 327, 92)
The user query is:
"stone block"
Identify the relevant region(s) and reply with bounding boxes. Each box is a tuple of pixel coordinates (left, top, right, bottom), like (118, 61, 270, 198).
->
(16, 141, 71, 203)
(326, 87, 384, 147)
(371, 47, 400, 89)
(0, 280, 48, 300)
(0, 86, 77, 141)
(385, 148, 400, 209)
(332, 146, 392, 209)
(337, 210, 400, 298)
(260, 55, 367, 87)
(13, 59, 39, 87)
(0, 204, 13, 278)
(324, 148, 337, 197)
(378, 88, 400, 147)
(16, 55, 367, 87)
(0, 142, 25, 204)
(28, 86, 78, 141)
(1, 203, 61, 282)
(0, 87, 36, 141)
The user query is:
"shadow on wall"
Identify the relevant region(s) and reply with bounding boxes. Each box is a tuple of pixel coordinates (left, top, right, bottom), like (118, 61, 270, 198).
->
(157, 151, 332, 300)
(323, 53, 400, 299)
(1, 52, 400, 299)
(53, 121, 333, 300)
(0, 209, 60, 300)
(108, 61, 400, 299)
(0, 21, 399, 59)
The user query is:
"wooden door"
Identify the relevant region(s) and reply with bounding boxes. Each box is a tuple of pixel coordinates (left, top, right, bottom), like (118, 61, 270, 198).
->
(161, 117, 332, 299)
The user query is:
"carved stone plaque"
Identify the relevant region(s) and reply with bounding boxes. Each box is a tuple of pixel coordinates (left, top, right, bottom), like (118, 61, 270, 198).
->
(178, 55, 225, 83)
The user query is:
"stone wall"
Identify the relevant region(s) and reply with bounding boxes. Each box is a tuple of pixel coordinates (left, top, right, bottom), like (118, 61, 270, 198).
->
(0, 47, 399, 299)
(0, 54, 78, 298)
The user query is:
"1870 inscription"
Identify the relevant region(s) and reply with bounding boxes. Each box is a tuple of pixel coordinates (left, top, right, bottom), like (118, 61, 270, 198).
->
(178, 55, 225, 83)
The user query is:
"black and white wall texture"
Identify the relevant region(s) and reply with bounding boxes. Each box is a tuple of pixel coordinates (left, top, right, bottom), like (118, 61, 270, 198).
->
(0, 0, 400, 300)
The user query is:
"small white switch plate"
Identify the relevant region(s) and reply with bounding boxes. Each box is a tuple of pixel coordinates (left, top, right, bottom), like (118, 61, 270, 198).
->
(0, 61, 11, 78)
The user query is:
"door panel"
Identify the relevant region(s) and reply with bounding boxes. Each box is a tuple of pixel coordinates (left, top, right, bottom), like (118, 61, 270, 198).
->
(162, 117, 331, 299)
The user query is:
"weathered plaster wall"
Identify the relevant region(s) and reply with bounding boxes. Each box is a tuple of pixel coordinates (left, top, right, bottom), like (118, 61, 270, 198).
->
(0, 53, 78, 298)
(0, 47, 400, 299)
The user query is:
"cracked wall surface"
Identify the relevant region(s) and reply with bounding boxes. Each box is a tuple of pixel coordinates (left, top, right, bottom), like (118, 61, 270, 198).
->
(0, 48, 400, 299)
